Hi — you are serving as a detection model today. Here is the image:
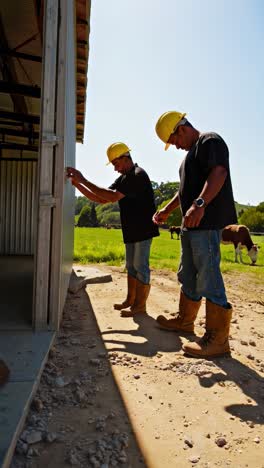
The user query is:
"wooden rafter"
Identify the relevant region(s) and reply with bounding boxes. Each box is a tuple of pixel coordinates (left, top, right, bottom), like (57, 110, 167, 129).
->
(0, 48, 42, 63)
(0, 14, 28, 115)
(0, 81, 41, 98)
(0, 110, 40, 124)
(0, 142, 38, 151)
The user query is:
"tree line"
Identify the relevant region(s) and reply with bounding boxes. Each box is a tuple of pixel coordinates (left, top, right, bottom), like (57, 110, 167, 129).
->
(75, 181, 264, 232)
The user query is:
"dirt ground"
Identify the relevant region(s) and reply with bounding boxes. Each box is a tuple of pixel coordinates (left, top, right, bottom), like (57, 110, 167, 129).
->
(11, 265, 264, 468)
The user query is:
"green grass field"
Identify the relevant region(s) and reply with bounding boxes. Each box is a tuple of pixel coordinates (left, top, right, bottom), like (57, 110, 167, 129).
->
(74, 227, 264, 280)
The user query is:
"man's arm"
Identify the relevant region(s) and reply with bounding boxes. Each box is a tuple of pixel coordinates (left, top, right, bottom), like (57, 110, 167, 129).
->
(184, 165, 227, 228)
(67, 167, 124, 203)
(153, 192, 180, 224)
(72, 181, 109, 204)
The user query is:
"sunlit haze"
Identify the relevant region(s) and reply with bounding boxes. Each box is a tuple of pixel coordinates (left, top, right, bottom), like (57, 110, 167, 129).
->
(76, 0, 263, 206)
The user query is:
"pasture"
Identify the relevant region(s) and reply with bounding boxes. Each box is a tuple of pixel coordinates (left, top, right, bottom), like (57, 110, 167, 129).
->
(74, 227, 264, 279)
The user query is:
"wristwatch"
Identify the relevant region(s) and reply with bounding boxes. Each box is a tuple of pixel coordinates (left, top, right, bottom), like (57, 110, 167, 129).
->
(194, 197, 206, 208)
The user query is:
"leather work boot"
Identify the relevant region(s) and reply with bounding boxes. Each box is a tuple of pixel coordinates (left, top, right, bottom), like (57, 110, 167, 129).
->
(114, 274, 137, 310)
(182, 300, 232, 358)
(156, 290, 201, 333)
(0, 359, 10, 385)
(121, 280, 150, 317)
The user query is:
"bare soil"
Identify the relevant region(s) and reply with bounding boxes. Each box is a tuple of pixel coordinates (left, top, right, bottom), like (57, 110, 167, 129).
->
(12, 266, 264, 468)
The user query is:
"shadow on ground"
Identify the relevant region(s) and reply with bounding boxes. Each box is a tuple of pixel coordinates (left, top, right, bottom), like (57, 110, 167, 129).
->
(101, 311, 188, 356)
(102, 309, 264, 425)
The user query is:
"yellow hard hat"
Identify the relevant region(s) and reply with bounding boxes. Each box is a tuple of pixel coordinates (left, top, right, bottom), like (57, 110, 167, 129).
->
(106, 142, 131, 165)
(155, 111, 187, 150)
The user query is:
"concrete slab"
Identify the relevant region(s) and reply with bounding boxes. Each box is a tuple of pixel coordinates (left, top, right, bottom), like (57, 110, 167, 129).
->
(0, 331, 55, 468)
(0, 382, 37, 465)
(0, 256, 34, 330)
(0, 332, 54, 381)
(69, 266, 112, 294)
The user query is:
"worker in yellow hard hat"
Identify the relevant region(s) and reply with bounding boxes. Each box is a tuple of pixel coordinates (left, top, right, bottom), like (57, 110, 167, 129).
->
(153, 111, 237, 359)
(67, 143, 159, 317)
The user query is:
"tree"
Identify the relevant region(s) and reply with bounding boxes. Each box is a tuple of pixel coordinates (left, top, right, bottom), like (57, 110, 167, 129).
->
(153, 181, 180, 207)
(90, 203, 99, 227)
(77, 205, 93, 227)
(256, 202, 264, 213)
(158, 199, 182, 227)
(239, 205, 264, 232)
(103, 212, 121, 226)
(75, 196, 90, 215)
(96, 202, 120, 226)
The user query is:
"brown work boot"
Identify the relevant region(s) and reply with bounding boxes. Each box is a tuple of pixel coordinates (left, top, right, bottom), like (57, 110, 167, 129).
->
(121, 281, 150, 317)
(0, 359, 10, 385)
(182, 300, 232, 358)
(156, 290, 201, 333)
(114, 274, 137, 310)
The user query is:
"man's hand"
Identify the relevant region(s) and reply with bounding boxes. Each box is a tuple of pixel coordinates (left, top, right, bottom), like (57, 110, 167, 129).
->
(183, 205, 205, 228)
(152, 208, 169, 225)
(66, 167, 85, 183)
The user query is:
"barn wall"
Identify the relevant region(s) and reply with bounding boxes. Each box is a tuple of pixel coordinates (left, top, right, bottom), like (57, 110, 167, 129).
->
(0, 160, 37, 255)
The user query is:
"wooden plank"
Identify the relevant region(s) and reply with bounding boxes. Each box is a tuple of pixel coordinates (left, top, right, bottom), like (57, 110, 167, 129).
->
(0, 81, 41, 98)
(48, 0, 68, 330)
(33, 0, 59, 330)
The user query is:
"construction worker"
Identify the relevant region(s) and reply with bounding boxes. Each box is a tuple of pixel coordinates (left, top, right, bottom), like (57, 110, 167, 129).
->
(67, 143, 159, 317)
(153, 111, 237, 358)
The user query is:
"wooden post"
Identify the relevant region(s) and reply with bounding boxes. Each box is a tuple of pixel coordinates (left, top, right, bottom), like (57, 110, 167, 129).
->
(33, 0, 59, 330)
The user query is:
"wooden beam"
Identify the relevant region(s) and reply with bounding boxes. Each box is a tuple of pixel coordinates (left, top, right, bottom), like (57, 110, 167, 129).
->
(0, 49, 42, 63)
(0, 128, 39, 139)
(0, 142, 38, 152)
(0, 157, 38, 161)
(0, 15, 29, 114)
(0, 110, 40, 124)
(33, 0, 59, 330)
(0, 81, 41, 98)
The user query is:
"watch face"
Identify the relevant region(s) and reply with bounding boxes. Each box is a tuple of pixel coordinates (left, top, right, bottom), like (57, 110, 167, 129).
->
(196, 198, 204, 207)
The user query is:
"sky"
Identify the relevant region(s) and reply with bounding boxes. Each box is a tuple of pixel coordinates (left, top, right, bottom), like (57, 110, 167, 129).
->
(76, 0, 264, 206)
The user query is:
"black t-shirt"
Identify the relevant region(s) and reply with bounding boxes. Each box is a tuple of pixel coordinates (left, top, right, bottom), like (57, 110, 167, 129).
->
(179, 132, 237, 229)
(109, 164, 159, 243)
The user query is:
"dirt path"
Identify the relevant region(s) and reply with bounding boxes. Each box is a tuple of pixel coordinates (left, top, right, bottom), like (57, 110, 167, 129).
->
(11, 266, 264, 468)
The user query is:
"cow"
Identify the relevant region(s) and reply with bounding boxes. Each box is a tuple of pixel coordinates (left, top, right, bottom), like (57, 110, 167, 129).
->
(169, 226, 181, 240)
(221, 224, 260, 265)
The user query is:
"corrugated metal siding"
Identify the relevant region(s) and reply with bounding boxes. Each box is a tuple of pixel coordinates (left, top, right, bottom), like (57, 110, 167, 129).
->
(0, 160, 37, 254)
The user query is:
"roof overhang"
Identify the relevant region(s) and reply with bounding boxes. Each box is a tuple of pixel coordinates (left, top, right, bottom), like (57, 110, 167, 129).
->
(0, 0, 91, 156)
(76, 0, 91, 143)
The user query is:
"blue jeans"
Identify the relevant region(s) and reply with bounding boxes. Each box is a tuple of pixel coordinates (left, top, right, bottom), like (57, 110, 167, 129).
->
(177, 230, 228, 307)
(125, 239, 152, 284)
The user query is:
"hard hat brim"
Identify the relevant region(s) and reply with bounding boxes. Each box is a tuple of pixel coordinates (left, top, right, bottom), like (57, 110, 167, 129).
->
(165, 142, 170, 151)
(106, 149, 131, 165)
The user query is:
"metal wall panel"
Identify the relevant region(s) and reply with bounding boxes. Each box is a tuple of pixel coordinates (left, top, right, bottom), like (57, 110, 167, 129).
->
(49, 0, 76, 329)
(60, 0, 77, 318)
(0, 160, 37, 254)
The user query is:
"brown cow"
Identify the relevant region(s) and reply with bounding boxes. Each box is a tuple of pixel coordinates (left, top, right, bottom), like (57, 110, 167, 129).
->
(221, 224, 260, 264)
(169, 226, 181, 240)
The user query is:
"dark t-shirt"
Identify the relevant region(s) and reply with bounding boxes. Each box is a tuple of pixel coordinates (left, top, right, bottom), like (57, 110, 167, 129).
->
(109, 164, 159, 243)
(179, 132, 237, 229)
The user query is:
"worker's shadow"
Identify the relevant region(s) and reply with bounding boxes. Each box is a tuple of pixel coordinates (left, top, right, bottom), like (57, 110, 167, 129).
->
(101, 311, 184, 357)
(195, 354, 264, 424)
